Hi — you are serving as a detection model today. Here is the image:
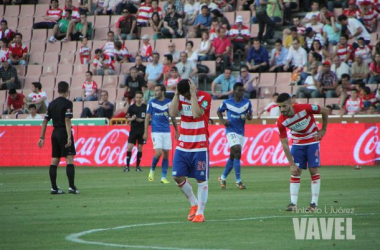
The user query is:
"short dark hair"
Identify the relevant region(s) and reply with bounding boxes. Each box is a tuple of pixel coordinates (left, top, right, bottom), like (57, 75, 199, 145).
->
(130, 67, 138, 72)
(186, 41, 194, 48)
(325, 105, 333, 110)
(341, 73, 350, 80)
(32, 82, 42, 90)
(135, 91, 143, 97)
(155, 83, 166, 93)
(108, 30, 114, 35)
(275, 39, 282, 44)
(240, 65, 248, 71)
(233, 82, 244, 91)
(86, 71, 93, 75)
(290, 27, 297, 32)
(153, 52, 160, 58)
(1, 19, 7, 25)
(253, 38, 260, 43)
(114, 40, 122, 49)
(273, 92, 279, 97)
(358, 37, 365, 41)
(28, 104, 37, 110)
(177, 79, 191, 95)
(201, 5, 208, 10)
(224, 67, 232, 72)
(276, 93, 290, 103)
(57, 81, 69, 94)
(164, 54, 173, 62)
(351, 88, 359, 93)
(65, 8, 72, 14)
(9, 88, 16, 95)
(14, 32, 22, 39)
(338, 14, 348, 22)
(363, 87, 371, 95)
(340, 34, 348, 40)
(95, 48, 102, 54)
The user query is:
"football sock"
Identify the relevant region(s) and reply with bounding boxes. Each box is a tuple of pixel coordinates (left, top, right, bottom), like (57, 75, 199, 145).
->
(161, 158, 169, 178)
(233, 159, 241, 183)
(137, 152, 142, 167)
(178, 179, 198, 206)
(311, 173, 321, 206)
(66, 164, 75, 189)
(290, 175, 301, 205)
(221, 158, 233, 180)
(196, 181, 208, 215)
(151, 156, 159, 171)
(49, 165, 58, 190)
(126, 151, 132, 167)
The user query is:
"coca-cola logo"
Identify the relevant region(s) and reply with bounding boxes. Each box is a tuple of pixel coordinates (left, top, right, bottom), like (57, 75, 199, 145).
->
(354, 126, 380, 164)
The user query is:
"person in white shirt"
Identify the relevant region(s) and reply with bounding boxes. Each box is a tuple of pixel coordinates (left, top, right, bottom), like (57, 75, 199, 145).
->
(338, 14, 371, 48)
(331, 55, 350, 80)
(302, 1, 320, 23)
(341, 88, 363, 116)
(284, 38, 308, 72)
(25, 82, 49, 114)
(258, 93, 280, 118)
(305, 15, 324, 35)
(296, 63, 320, 98)
(26, 104, 43, 119)
(184, 0, 200, 25)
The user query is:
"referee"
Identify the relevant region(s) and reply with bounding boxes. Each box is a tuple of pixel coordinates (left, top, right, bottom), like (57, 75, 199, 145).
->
(38, 81, 79, 195)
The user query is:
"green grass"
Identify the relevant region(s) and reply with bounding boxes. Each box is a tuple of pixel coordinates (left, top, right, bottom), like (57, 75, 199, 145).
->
(0, 166, 379, 250)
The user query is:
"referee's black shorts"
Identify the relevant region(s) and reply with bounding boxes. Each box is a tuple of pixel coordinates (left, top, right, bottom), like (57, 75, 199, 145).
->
(51, 128, 76, 158)
(128, 129, 145, 145)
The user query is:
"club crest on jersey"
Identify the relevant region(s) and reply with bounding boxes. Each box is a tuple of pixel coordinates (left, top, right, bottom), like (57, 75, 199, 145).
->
(312, 104, 318, 111)
(201, 100, 209, 109)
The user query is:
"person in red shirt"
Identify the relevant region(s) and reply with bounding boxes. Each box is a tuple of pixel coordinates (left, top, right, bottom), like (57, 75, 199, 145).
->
(208, 27, 231, 71)
(33, 0, 63, 29)
(92, 49, 115, 76)
(8, 33, 28, 66)
(0, 19, 15, 44)
(369, 53, 380, 84)
(162, 54, 174, 82)
(343, 0, 361, 19)
(341, 88, 363, 116)
(3, 88, 25, 115)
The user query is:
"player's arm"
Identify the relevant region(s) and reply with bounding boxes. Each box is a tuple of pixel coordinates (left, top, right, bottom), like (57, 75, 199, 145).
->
(315, 106, 329, 140)
(217, 102, 228, 126)
(143, 113, 151, 140)
(38, 119, 48, 148)
(189, 80, 203, 119)
(169, 89, 180, 117)
(65, 117, 72, 148)
(171, 116, 179, 139)
(280, 138, 300, 176)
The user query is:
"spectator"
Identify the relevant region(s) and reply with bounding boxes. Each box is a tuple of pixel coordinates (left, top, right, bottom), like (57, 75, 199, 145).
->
(101, 31, 116, 60)
(254, 0, 275, 45)
(351, 55, 370, 83)
(176, 52, 198, 82)
(92, 49, 115, 76)
(26, 104, 43, 120)
(331, 55, 350, 80)
(150, 12, 163, 40)
(0, 57, 20, 90)
(116, 7, 137, 41)
(8, 33, 28, 66)
(258, 93, 280, 118)
(310, 40, 329, 61)
(334, 34, 354, 65)
(79, 37, 91, 64)
(282, 0, 298, 25)
(63, 0, 80, 21)
(322, 13, 341, 46)
(116, 0, 140, 15)
(161, 4, 184, 38)
(239, 0, 254, 11)
(134, 55, 147, 78)
(165, 66, 181, 99)
(164, 0, 184, 17)
(283, 17, 306, 39)
(246, 39, 269, 73)
(327, 0, 348, 12)
(162, 54, 174, 82)
(209, 18, 221, 41)
(145, 52, 163, 84)
(184, 0, 200, 25)
(121, 67, 146, 101)
(336, 73, 354, 108)
(33, 0, 63, 29)
(283, 27, 305, 49)
(237, 65, 258, 98)
(81, 90, 115, 119)
(208, 27, 232, 72)
(361, 86, 377, 109)
(304, 27, 324, 51)
(229, 15, 250, 58)
(114, 41, 132, 63)
(211, 67, 236, 100)
(269, 39, 288, 72)
(215, 0, 235, 12)
(191, 5, 212, 38)
(184, 41, 198, 63)
(315, 61, 339, 98)
(266, 0, 283, 32)
(300, 52, 322, 84)
(76, 71, 98, 101)
(136, 0, 153, 27)
(0, 39, 10, 60)
(0, 19, 15, 44)
(93, 0, 107, 15)
(343, 0, 360, 19)
(25, 82, 49, 114)
(143, 81, 156, 103)
(151, 0, 163, 18)
(284, 38, 308, 72)
(354, 37, 372, 65)
(62, 12, 92, 42)
(3, 89, 25, 115)
(302, 1, 320, 23)
(341, 88, 363, 116)
(198, 31, 212, 61)
(78, 0, 93, 14)
(49, 9, 73, 42)
(138, 34, 153, 62)
(305, 14, 324, 35)
(296, 63, 320, 98)
(165, 42, 181, 64)
(369, 54, 380, 84)
(210, 9, 230, 30)
(99, 0, 120, 15)
(338, 14, 371, 48)
(373, 38, 380, 56)
(360, 1, 379, 33)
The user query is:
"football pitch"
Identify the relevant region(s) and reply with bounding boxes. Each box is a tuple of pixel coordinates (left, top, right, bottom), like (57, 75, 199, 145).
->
(1, 166, 379, 250)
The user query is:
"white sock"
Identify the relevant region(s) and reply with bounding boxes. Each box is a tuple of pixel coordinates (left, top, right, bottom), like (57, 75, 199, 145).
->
(196, 181, 208, 215)
(290, 175, 301, 205)
(311, 174, 321, 206)
(178, 179, 198, 206)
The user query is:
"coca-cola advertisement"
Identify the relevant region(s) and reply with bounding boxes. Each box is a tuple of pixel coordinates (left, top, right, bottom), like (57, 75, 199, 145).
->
(0, 124, 379, 167)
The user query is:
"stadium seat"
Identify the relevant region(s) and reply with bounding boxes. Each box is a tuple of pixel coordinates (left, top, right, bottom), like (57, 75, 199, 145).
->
(6, 17, 18, 29)
(224, 12, 235, 26)
(34, 4, 50, 17)
(94, 15, 110, 28)
(370, 33, 378, 46)
(44, 89, 54, 103)
(93, 27, 110, 41)
(83, 101, 100, 113)
(26, 65, 42, 77)
(250, 24, 259, 38)
(292, 85, 303, 95)
(4, 5, 20, 18)
(276, 72, 292, 85)
(114, 100, 126, 114)
(28, 53, 44, 65)
(29, 41, 46, 54)
(125, 40, 140, 57)
(308, 98, 325, 106)
(102, 75, 119, 88)
(23, 77, 40, 91)
(14, 65, 26, 77)
(116, 88, 126, 101)
(140, 27, 155, 40)
(113, 63, 121, 75)
(18, 16, 34, 29)
(367, 84, 378, 92)
(19, 29, 32, 42)
(259, 73, 276, 86)
(110, 15, 122, 29)
(189, 38, 202, 51)
(92, 40, 105, 52)
(296, 98, 308, 104)
(43, 53, 60, 66)
(0, 5, 4, 16)
(155, 39, 169, 54)
(40, 76, 56, 90)
(257, 99, 273, 113)
(334, 8, 343, 17)
(210, 99, 223, 117)
(46, 42, 62, 54)
(56, 64, 73, 77)
(41, 65, 57, 77)
(275, 85, 292, 95)
(60, 52, 76, 64)
(20, 4, 35, 17)
(0, 90, 7, 103)
(55, 76, 72, 89)
(250, 99, 259, 116)
(73, 64, 89, 76)
(32, 29, 47, 42)
(72, 101, 84, 118)
(258, 86, 276, 98)
(171, 38, 187, 51)
(61, 41, 78, 54)
(102, 88, 117, 101)
(120, 62, 135, 74)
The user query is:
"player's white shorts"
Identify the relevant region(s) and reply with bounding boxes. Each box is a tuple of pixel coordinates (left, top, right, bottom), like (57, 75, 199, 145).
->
(226, 133, 244, 148)
(151, 132, 172, 150)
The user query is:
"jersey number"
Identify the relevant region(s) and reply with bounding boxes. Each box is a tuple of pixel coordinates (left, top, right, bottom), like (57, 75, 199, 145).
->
(197, 161, 206, 171)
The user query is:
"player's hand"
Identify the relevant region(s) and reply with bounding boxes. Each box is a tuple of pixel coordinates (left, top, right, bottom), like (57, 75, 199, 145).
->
(223, 120, 229, 127)
(175, 130, 180, 140)
(65, 138, 72, 148)
(290, 164, 301, 176)
(143, 133, 148, 141)
(247, 111, 252, 120)
(38, 139, 44, 148)
(314, 128, 326, 141)
(189, 79, 197, 96)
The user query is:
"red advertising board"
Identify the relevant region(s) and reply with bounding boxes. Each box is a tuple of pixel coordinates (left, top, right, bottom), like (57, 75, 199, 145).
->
(0, 124, 379, 167)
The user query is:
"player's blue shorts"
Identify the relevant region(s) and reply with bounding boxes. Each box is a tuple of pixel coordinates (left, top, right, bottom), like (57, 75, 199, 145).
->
(172, 149, 209, 181)
(291, 143, 320, 169)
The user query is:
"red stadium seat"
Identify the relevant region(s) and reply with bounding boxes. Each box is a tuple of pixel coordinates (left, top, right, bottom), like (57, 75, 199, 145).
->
(26, 65, 42, 77)
(224, 12, 235, 25)
(34, 4, 50, 17)
(120, 62, 136, 74)
(40, 76, 56, 90)
(20, 5, 35, 17)
(4, 5, 20, 18)
(73, 64, 89, 76)
(28, 53, 44, 65)
(23, 77, 40, 91)
(43, 53, 60, 66)
(14, 65, 26, 77)
(61, 41, 78, 54)
(102, 75, 119, 88)
(46, 42, 62, 53)
(308, 98, 325, 106)
(72, 101, 84, 117)
(41, 65, 57, 77)
(94, 15, 110, 28)
(93, 27, 110, 41)
(29, 41, 46, 54)
(18, 16, 34, 30)
(259, 73, 276, 86)
(56, 64, 73, 77)
(276, 72, 292, 85)
(60, 53, 76, 65)
(5, 17, 18, 29)
(32, 29, 47, 42)
(19, 28, 32, 42)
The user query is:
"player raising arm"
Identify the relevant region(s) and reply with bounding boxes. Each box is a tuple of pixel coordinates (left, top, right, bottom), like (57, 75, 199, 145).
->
(276, 93, 329, 212)
(169, 79, 211, 223)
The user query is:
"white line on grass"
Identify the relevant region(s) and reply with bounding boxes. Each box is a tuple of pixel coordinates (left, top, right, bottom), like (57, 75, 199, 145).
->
(66, 213, 379, 250)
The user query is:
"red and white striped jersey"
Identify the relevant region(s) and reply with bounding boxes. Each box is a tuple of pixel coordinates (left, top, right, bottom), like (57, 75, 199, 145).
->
(0, 48, 10, 60)
(139, 43, 153, 59)
(93, 53, 115, 70)
(165, 77, 181, 88)
(296, 25, 306, 35)
(79, 45, 90, 64)
(114, 45, 131, 59)
(343, 8, 361, 18)
(354, 45, 372, 64)
(361, 10, 379, 32)
(63, 6, 81, 20)
(336, 44, 354, 63)
(9, 42, 28, 59)
(264, 102, 280, 116)
(277, 104, 321, 145)
(177, 90, 211, 152)
(229, 24, 250, 43)
(137, 3, 153, 24)
(344, 97, 363, 115)
(45, 8, 63, 22)
(82, 80, 98, 97)
(102, 41, 115, 58)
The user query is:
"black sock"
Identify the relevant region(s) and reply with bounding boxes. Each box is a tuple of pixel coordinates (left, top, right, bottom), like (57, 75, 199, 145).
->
(49, 165, 58, 190)
(126, 151, 132, 167)
(137, 152, 142, 167)
(66, 164, 75, 189)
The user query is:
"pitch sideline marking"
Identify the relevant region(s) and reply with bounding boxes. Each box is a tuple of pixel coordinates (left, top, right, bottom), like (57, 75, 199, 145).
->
(66, 213, 378, 250)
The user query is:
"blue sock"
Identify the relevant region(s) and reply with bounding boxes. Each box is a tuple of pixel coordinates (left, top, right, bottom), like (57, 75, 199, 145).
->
(151, 157, 159, 171)
(161, 158, 169, 178)
(222, 159, 234, 179)
(233, 159, 241, 182)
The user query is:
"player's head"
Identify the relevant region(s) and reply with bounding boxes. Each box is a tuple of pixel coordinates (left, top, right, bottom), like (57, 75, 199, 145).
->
(233, 82, 245, 99)
(155, 84, 166, 99)
(32, 82, 42, 92)
(135, 91, 143, 104)
(177, 79, 191, 100)
(57, 81, 69, 96)
(28, 104, 37, 115)
(276, 93, 292, 116)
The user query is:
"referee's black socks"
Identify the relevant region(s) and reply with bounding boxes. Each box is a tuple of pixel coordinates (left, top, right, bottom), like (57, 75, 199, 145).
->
(137, 152, 142, 167)
(126, 152, 132, 167)
(66, 164, 75, 189)
(49, 165, 58, 190)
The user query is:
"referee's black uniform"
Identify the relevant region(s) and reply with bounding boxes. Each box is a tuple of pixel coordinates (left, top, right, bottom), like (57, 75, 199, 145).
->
(127, 103, 147, 145)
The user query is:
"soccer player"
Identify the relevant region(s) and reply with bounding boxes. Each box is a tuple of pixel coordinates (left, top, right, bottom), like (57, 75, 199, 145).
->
(169, 79, 211, 223)
(143, 84, 179, 184)
(37, 81, 79, 195)
(124, 91, 147, 172)
(217, 83, 252, 190)
(276, 93, 329, 212)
